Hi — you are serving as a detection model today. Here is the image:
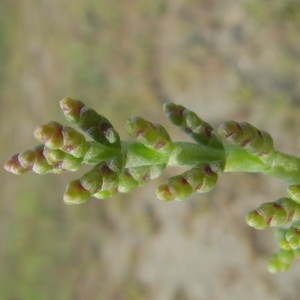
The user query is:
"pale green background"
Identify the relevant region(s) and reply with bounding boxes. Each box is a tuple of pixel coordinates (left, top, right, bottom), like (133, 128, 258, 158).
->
(1, 1, 300, 299)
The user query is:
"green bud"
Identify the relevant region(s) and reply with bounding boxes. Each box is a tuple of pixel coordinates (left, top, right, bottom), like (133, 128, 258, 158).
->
(195, 163, 220, 193)
(287, 185, 300, 204)
(4, 145, 60, 175)
(34, 121, 88, 158)
(258, 131, 274, 157)
(217, 121, 244, 143)
(126, 117, 173, 155)
(93, 190, 118, 199)
(156, 184, 177, 201)
(246, 210, 269, 230)
(268, 251, 292, 273)
(63, 179, 91, 205)
(4, 153, 30, 175)
(163, 102, 222, 147)
(163, 102, 183, 125)
(60, 98, 120, 147)
(246, 198, 300, 230)
(117, 170, 139, 193)
(61, 126, 88, 158)
(18, 149, 37, 169)
(34, 121, 64, 149)
(42, 147, 82, 171)
(158, 175, 193, 201)
(126, 163, 166, 184)
(217, 121, 274, 156)
(31, 145, 54, 174)
(277, 228, 291, 250)
(59, 98, 85, 123)
(80, 168, 103, 194)
(283, 221, 300, 250)
(278, 197, 300, 221)
(92, 161, 119, 198)
(276, 249, 296, 264)
(157, 163, 219, 201)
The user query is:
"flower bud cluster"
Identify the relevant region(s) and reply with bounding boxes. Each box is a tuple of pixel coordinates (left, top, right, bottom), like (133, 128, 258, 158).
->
(277, 221, 300, 251)
(126, 116, 173, 155)
(34, 121, 88, 158)
(246, 184, 300, 272)
(60, 98, 120, 147)
(163, 102, 222, 148)
(156, 162, 222, 201)
(4, 144, 83, 175)
(246, 197, 300, 230)
(268, 248, 300, 273)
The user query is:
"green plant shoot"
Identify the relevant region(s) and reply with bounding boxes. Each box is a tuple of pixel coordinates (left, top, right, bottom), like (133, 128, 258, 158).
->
(5, 98, 300, 273)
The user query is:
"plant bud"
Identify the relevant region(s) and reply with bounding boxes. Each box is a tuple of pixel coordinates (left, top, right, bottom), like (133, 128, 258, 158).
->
(60, 98, 85, 123)
(287, 185, 300, 204)
(61, 126, 88, 158)
(218, 121, 274, 156)
(92, 161, 119, 199)
(80, 168, 103, 194)
(63, 179, 91, 205)
(60, 98, 120, 147)
(276, 228, 291, 250)
(246, 198, 300, 229)
(268, 250, 294, 273)
(286, 226, 300, 250)
(4, 153, 30, 175)
(117, 170, 139, 193)
(163, 102, 222, 147)
(157, 175, 193, 201)
(43, 147, 82, 171)
(34, 121, 88, 158)
(31, 145, 54, 174)
(34, 121, 64, 149)
(126, 117, 173, 155)
(157, 163, 219, 201)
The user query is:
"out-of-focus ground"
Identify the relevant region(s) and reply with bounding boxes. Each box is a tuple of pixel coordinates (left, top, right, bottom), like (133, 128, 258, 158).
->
(1, 1, 300, 299)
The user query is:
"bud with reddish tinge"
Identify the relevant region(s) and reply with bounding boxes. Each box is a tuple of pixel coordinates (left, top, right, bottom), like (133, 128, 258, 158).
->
(126, 117, 173, 155)
(157, 162, 220, 201)
(5, 145, 54, 175)
(246, 198, 300, 230)
(163, 102, 222, 147)
(34, 121, 88, 158)
(60, 98, 120, 147)
(217, 121, 274, 157)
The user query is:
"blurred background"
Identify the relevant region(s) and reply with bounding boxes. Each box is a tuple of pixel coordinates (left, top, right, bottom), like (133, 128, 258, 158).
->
(1, 0, 300, 299)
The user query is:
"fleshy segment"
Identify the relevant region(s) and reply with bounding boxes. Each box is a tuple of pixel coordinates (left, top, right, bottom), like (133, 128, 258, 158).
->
(34, 121, 88, 158)
(4, 144, 83, 175)
(163, 102, 223, 148)
(60, 98, 120, 147)
(63, 160, 166, 204)
(246, 197, 300, 230)
(156, 162, 222, 201)
(247, 185, 300, 272)
(268, 248, 300, 273)
(268, 219, 300, 272)
(277, 221, 300, 250)
(217, 121, 274, 157)
(125, 116, 173, 155)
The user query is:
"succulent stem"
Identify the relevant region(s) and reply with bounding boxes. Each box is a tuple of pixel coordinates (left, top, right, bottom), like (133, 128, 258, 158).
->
(5, 98, 300, 273)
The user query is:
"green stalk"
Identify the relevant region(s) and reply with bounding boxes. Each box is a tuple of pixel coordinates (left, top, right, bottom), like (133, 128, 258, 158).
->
(224, 145, 300, 183)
